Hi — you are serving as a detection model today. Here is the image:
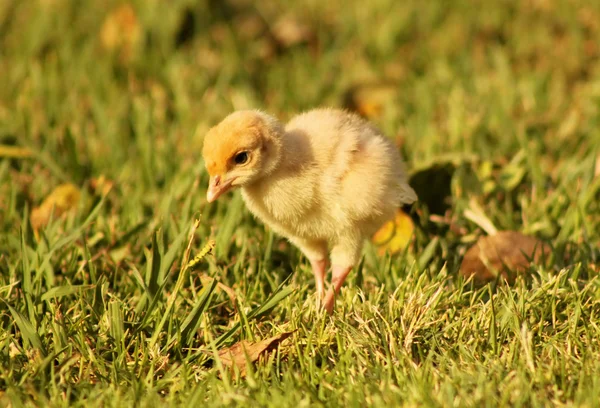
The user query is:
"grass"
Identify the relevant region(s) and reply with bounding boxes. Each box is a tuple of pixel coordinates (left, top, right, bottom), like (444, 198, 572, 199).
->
(1, 0, 600, 406)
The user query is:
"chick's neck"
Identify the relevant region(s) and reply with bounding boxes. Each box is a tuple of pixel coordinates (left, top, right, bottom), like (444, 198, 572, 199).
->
(273, 128, 310, 175)
(246, 127, 310, 193)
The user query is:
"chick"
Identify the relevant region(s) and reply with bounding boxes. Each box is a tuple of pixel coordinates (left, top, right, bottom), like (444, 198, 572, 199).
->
(202, 108, 417, 313)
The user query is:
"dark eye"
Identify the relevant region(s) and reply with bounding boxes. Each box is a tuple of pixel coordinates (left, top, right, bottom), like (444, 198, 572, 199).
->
(233, 151, 249, 165)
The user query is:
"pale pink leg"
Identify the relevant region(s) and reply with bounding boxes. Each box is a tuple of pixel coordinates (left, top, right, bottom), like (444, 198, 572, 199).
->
(323, 230, 362, 315)
(323, 264, 352, 315)
(309, 258, 327, 298)
(288, 238, 328, 304)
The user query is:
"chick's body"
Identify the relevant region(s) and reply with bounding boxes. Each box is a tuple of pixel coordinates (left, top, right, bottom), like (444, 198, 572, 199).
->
(202, 108, 417, 313)
(241, 109, 415, 265)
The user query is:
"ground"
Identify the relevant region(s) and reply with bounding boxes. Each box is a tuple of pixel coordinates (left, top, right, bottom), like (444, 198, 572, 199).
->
(1, 0, 600, 406)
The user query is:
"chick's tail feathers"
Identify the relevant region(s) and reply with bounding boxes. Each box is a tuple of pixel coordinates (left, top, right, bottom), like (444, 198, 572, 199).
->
(398, 181, 418, 205)
(393, 161, 418, 205)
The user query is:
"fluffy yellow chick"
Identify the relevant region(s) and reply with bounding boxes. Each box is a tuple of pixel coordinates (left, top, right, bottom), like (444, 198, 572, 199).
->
(202, 108, 417, 313)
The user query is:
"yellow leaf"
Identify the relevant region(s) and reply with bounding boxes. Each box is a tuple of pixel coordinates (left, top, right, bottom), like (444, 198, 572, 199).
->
(372, 209, 414, 255)
(31, 183, 81, 232)
(372, 218, 395, 246)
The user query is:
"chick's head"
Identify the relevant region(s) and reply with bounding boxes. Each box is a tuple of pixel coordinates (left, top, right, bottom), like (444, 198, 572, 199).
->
(202, 110, 283, 202)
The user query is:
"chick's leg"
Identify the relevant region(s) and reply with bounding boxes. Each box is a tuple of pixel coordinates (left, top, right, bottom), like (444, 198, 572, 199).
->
(323, 232, 363, 314)
(323, 265, 352, 314)
(288, 237, 328, 298)
(309, 258, 328, 297)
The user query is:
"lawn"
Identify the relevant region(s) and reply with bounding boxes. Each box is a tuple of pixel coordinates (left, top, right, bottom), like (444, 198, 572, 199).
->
(1, 0, 600, 406)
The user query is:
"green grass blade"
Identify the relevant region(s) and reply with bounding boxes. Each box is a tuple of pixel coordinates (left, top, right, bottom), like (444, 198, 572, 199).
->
(41, 284, 94, 301)
(4, 301, 46, 356)
(180, 278, 218, 346)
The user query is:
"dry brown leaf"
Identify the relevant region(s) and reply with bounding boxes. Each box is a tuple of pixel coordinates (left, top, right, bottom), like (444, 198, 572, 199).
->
(460, 231, 552, 285)
(100, 3, 141, 61)
(31, 183, 81, 232)
(218, 331, 296, 377)
(372, 209, 414, 255)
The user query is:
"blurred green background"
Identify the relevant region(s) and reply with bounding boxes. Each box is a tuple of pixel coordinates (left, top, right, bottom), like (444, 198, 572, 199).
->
(2, 0, 600, 233)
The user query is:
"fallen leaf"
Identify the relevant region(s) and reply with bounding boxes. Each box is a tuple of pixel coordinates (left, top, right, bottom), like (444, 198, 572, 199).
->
(218, 331, 296, 377)
(460, 231, 552, 285)
(31, 183, 81, 232)
(372, 209, 414, 255)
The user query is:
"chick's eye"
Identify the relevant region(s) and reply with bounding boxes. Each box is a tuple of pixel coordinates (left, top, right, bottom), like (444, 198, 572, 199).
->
(234, 151, 249, 165)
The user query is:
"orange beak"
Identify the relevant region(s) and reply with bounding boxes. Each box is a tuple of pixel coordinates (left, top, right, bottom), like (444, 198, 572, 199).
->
(207, 175, 235, 203)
